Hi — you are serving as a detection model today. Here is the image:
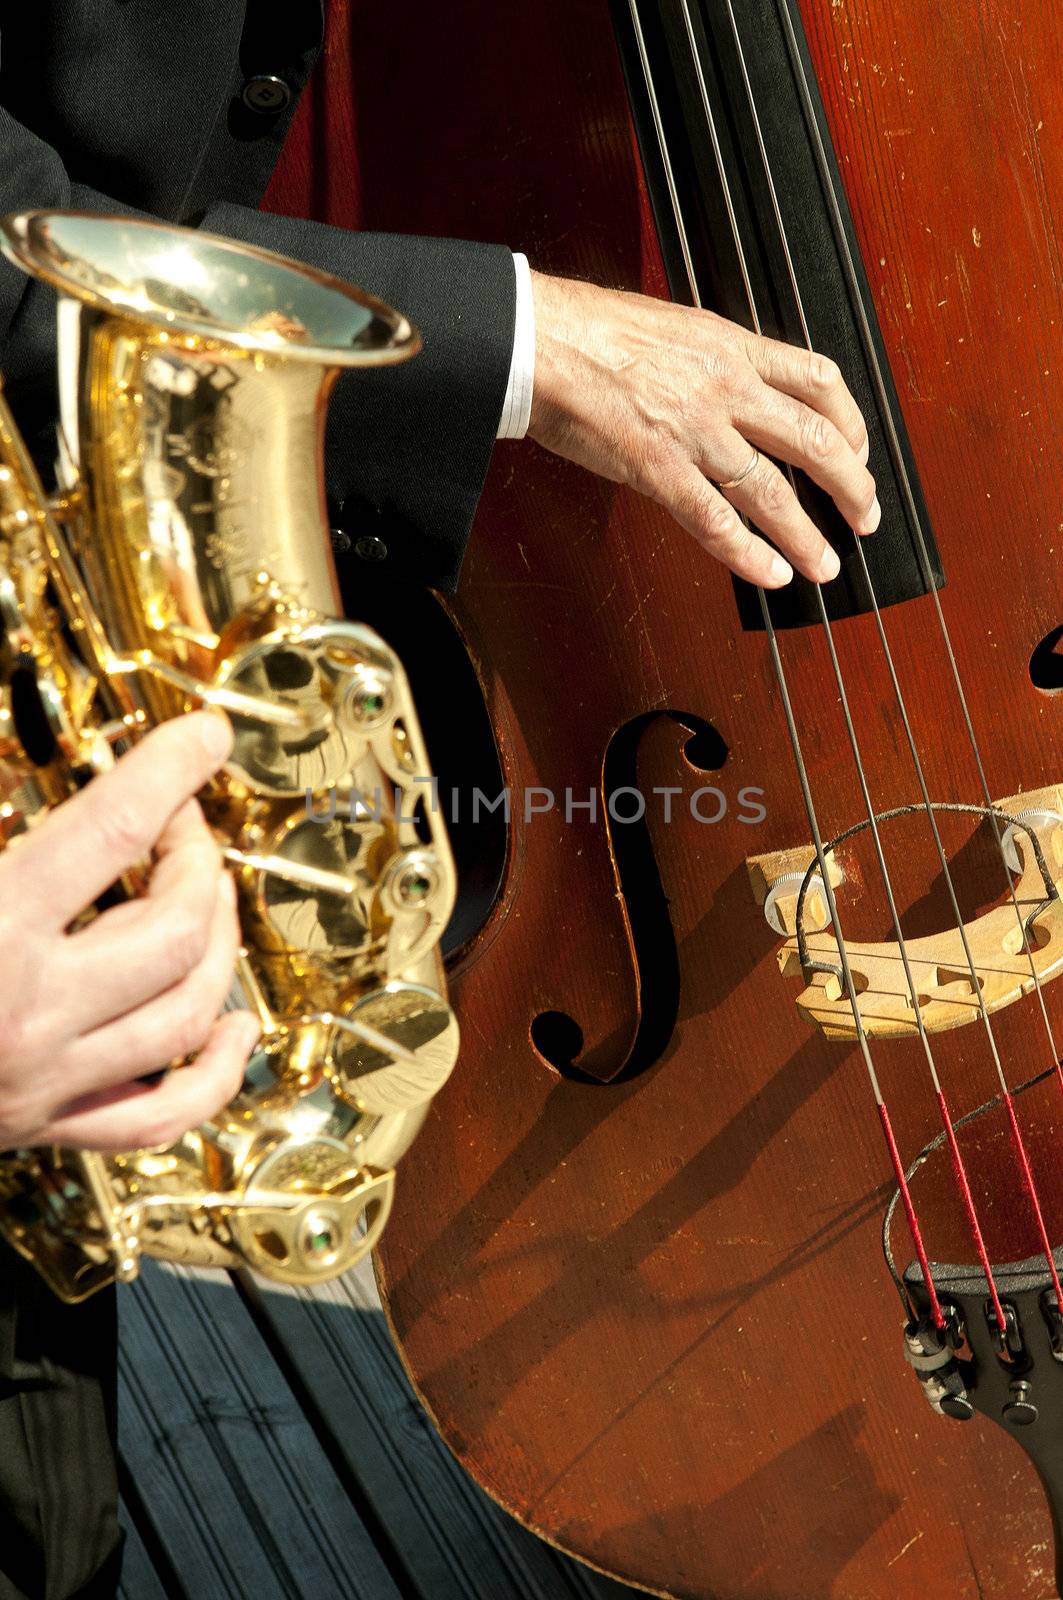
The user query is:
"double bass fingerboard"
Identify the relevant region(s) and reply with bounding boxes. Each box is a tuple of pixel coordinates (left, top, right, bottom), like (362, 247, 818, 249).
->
(612, 0, 945, 629)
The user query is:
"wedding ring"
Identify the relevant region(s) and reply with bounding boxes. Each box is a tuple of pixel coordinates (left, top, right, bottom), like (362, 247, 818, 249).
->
(717, 448, 760, 491)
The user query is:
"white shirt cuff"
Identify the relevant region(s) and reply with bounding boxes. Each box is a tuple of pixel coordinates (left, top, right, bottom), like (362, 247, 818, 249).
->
(496, 252, 535, 439)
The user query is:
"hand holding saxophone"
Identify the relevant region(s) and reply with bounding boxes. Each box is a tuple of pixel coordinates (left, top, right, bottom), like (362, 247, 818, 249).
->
(0, 715, 260, 1153)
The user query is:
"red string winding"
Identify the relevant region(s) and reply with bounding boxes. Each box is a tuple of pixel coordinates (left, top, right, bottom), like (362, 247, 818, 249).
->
(877, 1101, 944, 1329)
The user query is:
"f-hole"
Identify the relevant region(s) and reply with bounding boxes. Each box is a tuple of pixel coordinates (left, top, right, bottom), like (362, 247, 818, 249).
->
(1030, 625, 1063, 692)
(530, 1010, 585, 1072)
(532, 710, 729, 1085)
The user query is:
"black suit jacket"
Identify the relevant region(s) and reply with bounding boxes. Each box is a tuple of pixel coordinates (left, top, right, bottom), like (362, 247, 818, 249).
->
(0, 7, 517, 1595)
(0, 0, 518, 593)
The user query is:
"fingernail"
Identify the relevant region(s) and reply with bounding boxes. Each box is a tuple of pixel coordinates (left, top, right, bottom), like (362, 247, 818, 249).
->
(861, 496, 882, 534)
(769, 554, 794, 586)
(197, 713, 234, 762)
(819, 546, 841, 583)
(859, 433, 871, 465)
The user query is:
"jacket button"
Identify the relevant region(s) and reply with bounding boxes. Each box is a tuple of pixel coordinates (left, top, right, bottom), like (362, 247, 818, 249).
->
(241, 75, 292, 115)
(354, 535, 388, 563)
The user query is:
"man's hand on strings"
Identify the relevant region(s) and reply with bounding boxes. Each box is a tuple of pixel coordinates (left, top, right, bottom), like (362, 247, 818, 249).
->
(527, 272, 879, 587)
(0, 714, 261, 1153)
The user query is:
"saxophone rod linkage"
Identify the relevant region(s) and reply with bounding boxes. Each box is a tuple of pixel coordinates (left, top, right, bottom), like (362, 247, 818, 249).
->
(222, 846, 360, 899)
(111, 653, 321, 731)
(323, 1011, 422, 1066)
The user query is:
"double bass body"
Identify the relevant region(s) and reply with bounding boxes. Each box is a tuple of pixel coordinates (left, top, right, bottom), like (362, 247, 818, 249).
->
(267, 1, 1063, 1594)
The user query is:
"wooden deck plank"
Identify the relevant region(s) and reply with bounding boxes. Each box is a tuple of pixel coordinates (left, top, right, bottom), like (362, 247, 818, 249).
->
(238, 1260, 640, 1600)
(119, 1258, 642, 1600)
(118, 1261, 403, 1600)
(117, 1501, 169, 1600)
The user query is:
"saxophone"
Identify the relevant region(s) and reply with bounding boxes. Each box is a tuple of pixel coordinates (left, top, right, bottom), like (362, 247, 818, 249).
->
(0, 211, 459, 1302)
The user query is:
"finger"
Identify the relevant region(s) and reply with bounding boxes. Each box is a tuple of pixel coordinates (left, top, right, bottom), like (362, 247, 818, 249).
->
(66, 872, 242, 1092)
(666, 465, 794, 587)
(701, 427, 837, 582)
(64, 804, 227, 1027)
(9, 712, 233, 933)
(148, 797, 221, 897)
(733, 381, 879, 535)
(718, 451, 842, 583)
(741, 336, 869, 458)
(42, 1010, 261, 1153)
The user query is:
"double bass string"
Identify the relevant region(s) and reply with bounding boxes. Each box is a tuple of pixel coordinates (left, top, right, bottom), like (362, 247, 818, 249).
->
(755, 583, 945, 1324)
(714, 0, 1063, 1315)
(767, 0, 1063, 1079)
(625, 0, 944, 1324)
(669, 0, 1010, 1318)
(808, 584, 1014, 1326)
(653, 0, 1036, 1322)
(717, 0, 1050, 1044)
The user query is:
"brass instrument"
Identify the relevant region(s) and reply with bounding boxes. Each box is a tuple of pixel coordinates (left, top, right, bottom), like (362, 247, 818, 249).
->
(0, 211, 459, 1302)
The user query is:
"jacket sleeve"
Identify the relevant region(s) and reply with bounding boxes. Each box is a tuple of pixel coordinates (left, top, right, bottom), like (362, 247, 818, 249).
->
(0, 110, 516, 593)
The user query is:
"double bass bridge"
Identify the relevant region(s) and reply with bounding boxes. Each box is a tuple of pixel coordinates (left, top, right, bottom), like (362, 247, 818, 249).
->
(748, 785, 1063, 1040)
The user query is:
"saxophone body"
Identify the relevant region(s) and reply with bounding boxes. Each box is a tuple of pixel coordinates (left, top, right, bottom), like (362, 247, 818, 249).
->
(0, 211, 459, 1302)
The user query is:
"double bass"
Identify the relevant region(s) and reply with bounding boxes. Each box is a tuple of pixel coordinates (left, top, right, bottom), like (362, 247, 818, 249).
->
(267, 2, 1063, 1593)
